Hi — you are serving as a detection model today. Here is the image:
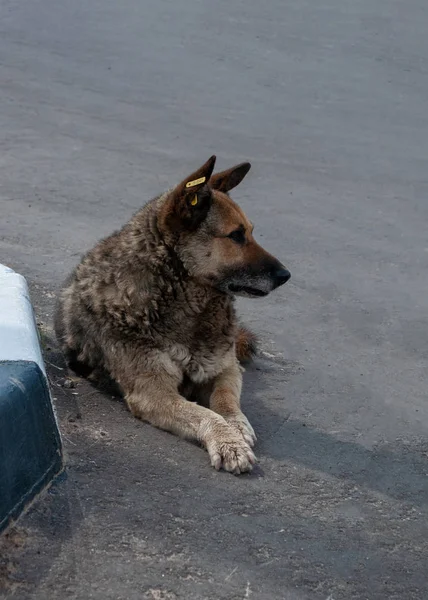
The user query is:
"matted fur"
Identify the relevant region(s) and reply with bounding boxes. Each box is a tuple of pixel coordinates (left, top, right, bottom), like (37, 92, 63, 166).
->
(55, 156, 290, 474)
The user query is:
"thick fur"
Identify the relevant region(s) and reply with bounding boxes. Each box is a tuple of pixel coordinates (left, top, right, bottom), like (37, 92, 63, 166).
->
(55, 156, 289, 474)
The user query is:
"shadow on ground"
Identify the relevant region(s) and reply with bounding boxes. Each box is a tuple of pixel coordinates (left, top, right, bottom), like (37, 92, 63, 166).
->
(244, 361, 428, 509)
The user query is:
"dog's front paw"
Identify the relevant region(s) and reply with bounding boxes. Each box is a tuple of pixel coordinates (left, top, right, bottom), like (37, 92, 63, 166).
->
(206, 425, 256, 474)
(225, 412, 257, 448)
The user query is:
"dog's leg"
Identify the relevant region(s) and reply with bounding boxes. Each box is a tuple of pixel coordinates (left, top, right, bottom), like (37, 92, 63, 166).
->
(124, 372, 255, 474)
(209, 361, 257, 448)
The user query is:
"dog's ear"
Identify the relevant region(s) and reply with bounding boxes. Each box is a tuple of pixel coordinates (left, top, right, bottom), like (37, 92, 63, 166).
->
(209, 162, 251, 193)
(163, 156, 217, 233)
(174, 155, 217, 230)
(177, 155, 217, 196)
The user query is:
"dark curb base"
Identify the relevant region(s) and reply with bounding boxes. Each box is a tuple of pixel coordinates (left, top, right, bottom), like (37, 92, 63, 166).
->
(0, 361, 63, 533)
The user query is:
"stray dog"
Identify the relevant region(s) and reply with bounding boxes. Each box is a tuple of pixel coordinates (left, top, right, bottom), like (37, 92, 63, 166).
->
(55, 156, 290, 474)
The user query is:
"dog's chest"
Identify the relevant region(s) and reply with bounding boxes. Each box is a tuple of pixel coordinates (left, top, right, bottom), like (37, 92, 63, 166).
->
(171, 314, 235, 383)
(163, 291, 236, 382)
(168, 340, 234, 383)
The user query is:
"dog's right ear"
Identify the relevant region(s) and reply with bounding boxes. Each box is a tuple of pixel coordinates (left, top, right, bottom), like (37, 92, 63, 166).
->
(176, 155, 217, 197)
(160, 156, 217, 234)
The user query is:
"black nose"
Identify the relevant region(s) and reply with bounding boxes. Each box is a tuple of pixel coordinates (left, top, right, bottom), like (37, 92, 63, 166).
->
(274, 268, 291, 287)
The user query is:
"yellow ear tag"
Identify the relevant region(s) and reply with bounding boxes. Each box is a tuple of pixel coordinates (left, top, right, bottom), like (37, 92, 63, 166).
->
(186, 176, 206, 188)
(190, 195, 198, 206)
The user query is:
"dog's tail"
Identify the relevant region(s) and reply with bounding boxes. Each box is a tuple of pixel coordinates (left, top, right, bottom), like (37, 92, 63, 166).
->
(235, 325, 257, 364)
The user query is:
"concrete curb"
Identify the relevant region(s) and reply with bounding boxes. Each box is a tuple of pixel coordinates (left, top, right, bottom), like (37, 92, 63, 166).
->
(0, 264, 63, 533)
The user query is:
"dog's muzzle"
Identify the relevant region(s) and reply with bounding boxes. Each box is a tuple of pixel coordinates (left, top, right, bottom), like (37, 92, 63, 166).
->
(223, 260, 291, 298)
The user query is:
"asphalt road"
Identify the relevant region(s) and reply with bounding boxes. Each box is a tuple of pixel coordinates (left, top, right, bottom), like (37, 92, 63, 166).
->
(1, 0, 428, 598)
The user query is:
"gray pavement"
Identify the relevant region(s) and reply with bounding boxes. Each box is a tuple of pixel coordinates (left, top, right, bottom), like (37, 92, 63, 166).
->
(1, 0, 428, 598)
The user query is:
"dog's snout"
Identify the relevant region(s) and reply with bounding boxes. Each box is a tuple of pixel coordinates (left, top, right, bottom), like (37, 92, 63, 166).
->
(274, 267, 291, 288)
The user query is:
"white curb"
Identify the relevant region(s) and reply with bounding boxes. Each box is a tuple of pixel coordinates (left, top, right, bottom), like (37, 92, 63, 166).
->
(0, 264, 46, 374)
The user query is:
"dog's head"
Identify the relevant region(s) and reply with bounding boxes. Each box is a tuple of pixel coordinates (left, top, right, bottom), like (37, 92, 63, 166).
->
(158, 155, 290, 298)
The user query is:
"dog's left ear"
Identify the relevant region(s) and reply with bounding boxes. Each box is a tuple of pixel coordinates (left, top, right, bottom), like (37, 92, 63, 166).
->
(164, 156, 217, 233)
(209, 162, 251, 193)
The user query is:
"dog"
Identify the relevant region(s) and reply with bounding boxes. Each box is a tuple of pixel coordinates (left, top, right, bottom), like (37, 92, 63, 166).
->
(55, 156, 290, 474)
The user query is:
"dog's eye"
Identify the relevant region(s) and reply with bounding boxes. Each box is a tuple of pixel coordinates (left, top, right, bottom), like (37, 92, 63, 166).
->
(228, 229, 246, 245)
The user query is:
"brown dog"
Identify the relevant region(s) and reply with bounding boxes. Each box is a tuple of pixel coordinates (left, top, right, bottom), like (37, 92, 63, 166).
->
(55, 156, 290, 473)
